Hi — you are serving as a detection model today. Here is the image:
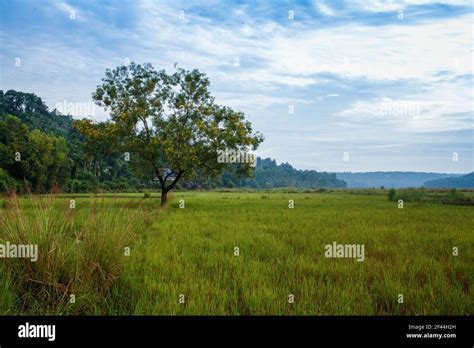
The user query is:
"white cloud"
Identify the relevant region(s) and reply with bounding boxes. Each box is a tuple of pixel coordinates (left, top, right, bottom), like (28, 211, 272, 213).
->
(337, 77, 473, 132)
(261, 17, 470, 81)
(213, 92, 313, 109)
(350, 0, 470, 13)
(314, 1, 336, 16)
(134, 1, 471, 85)
(4, 1, 472, 113)
(53, 1, 84, 21)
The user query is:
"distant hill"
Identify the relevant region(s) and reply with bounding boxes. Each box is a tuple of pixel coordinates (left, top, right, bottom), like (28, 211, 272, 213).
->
(335, 172, 463, 188)
(191, 157, 347, 189)
(424, 172, 474, 189)
(246, 158, 347, 188)
(0, 90, 74, 137)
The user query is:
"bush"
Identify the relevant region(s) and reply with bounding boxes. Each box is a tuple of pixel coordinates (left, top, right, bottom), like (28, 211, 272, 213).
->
(395, 190, 426, 202)
(0, 169, 15, 193)
(66, 179, 96, 193)
(387, 188, 396, 201)
(450, 188, 459, 198)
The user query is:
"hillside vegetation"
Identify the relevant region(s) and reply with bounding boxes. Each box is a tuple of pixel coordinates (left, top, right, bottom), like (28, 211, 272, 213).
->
(336, 171, 463, 188)
(424, 172, 474, 189)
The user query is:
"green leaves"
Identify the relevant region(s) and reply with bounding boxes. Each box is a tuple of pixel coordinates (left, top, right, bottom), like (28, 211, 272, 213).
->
(0, 115, 70, 192)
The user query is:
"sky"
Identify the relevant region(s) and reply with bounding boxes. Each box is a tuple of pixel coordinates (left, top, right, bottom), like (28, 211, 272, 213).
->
(0, 0, 472, 173)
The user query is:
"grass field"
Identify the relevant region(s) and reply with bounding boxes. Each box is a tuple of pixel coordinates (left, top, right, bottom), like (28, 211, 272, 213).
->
(0, 190, 472, 315)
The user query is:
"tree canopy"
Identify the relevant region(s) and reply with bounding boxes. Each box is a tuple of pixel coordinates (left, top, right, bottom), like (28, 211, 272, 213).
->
(0, 114, 69, 192)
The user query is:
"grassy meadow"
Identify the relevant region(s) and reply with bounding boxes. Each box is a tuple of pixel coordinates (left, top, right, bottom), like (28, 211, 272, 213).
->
(0, 190, 472, 315)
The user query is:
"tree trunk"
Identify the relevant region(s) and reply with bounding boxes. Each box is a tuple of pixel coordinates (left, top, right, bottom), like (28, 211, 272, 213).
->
(158, 170, 183, 208)
(160, 188, 168, 207)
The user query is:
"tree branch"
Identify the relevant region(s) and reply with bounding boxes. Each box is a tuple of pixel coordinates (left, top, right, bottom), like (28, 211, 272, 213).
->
(164, 170, 184, 192)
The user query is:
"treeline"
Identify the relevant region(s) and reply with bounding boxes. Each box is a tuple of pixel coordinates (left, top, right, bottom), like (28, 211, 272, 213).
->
(0, 90, 345, 193)
(424, 172, 474, 189)
(336, 171, 462, 188)
(0, 90, 145, 193)
(216, 158, 346, 189)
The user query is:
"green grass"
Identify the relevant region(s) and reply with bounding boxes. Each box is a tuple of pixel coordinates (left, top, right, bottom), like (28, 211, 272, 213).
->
(0, 191, 472, 315)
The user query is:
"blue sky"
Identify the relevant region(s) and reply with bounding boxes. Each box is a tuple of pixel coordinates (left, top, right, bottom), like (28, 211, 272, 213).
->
(0, 0, 472, 173)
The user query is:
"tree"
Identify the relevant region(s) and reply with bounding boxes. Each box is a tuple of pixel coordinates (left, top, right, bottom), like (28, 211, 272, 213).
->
(0, 90, 48, 115)
(0, 114, 70, 192)
(74, 63, 263, 206)
(24, 129, 70, 191)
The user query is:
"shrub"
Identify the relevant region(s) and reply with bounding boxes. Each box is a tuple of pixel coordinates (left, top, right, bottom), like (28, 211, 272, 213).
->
(0, 169, 15, 193)
(395, 190, 426, 202)
(387, 188, 396, 201)
(66, 179, 95, 193)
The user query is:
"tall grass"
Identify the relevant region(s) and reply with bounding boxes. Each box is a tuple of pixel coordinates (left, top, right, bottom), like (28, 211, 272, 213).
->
(0, 193, 152, 315)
